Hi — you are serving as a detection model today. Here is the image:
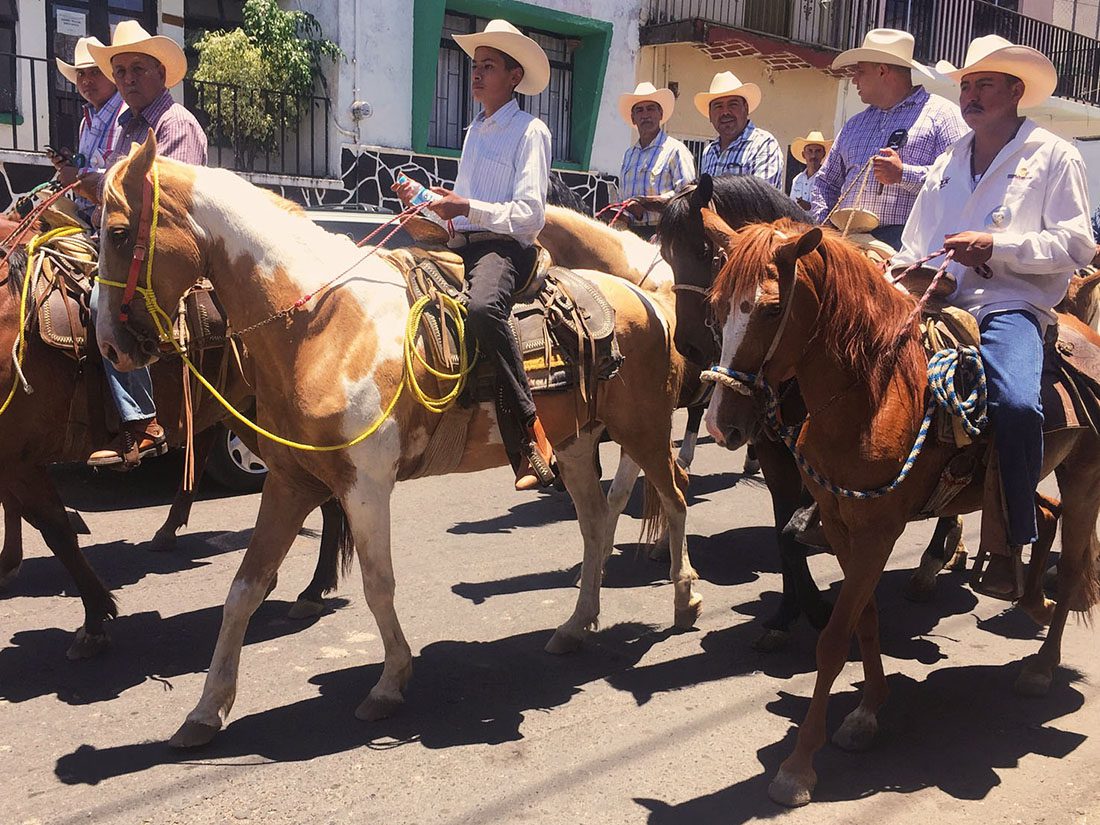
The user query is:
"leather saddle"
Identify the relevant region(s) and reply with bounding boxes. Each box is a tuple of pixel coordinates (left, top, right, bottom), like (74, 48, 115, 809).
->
(384, 244, 622, 401)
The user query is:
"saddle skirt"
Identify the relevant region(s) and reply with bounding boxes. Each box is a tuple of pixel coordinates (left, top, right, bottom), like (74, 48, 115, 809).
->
(385, 245, 622, 400)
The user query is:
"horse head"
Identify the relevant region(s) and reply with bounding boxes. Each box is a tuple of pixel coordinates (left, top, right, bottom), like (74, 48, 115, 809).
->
(96, 130, 204, 371)
(703, 213, 823, 450)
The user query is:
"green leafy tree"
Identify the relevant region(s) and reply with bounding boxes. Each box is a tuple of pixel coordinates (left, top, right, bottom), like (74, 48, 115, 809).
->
(191, 0, 342, 171)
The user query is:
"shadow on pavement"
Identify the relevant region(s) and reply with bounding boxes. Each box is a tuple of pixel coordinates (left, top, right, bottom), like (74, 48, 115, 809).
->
(53, 621, 671, 784)
(636, 663, 1087, 822)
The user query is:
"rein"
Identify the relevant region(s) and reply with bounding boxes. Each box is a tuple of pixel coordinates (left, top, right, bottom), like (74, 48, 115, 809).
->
(595, 198, 638, 228)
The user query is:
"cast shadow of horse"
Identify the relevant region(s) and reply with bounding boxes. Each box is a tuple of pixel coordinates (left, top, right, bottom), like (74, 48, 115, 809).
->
(635, 664, 1087, 823)
(2, 529, 253, 598)
(50, 455, 244, 512)
(451, 525, 778, 606)
(0, 596, 348, 705)
(53, 621, 669, 786)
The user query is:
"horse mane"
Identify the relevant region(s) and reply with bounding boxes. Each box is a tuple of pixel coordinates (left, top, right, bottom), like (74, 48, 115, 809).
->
(547, 173, 587, 212)
(713, 218, 924, 405)
(660, 175, 808, 259)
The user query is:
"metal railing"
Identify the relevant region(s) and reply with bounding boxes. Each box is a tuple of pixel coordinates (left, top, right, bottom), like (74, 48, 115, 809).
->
(642, 0, 1100, 105)
(0, 52, 51, 153)
(186, 79, 331, 178)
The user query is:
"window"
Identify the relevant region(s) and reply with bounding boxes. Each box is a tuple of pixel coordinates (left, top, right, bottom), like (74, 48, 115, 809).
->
(428, 12, 576, 162)
(0, 0, 16, 113)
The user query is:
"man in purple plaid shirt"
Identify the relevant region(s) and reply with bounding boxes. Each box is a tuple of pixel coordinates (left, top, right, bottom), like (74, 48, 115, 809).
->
(810, 29, 966, 248)
(76, 22, 208, 468)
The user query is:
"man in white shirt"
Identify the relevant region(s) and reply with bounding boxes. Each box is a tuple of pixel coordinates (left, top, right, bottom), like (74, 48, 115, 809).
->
(788, 130, 831, 211)
(893, 36, 1095, 599)
(618, 82, 695, 239)
(394, 19, 553, 490)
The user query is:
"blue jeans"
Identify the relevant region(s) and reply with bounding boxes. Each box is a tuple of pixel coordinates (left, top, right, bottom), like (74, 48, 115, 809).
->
(980, 310, 1044, 545)
(89, 282, 156, 424)
(870, 223, 905, 249)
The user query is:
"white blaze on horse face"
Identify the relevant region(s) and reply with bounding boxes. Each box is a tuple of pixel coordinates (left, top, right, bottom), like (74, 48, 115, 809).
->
(705, 284, 763, 444)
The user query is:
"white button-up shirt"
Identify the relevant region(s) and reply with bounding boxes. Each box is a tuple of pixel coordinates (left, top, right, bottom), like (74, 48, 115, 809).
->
(895, 119, 1095, 327)
(450, 98, 551, 247)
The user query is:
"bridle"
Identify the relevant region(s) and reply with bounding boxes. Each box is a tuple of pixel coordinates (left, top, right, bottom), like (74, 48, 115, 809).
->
(669, 243, 726, 361)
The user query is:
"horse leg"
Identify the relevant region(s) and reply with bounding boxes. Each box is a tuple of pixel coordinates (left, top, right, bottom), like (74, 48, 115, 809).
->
(9, 466, 117, 659)
(755, 437, 830, 650)
(547, 430, 614, 654)
(149, 426, 218, 553)
(832, 595, 888, 752)
(0, 491, 24, 587)
(904, 515, 966, 602)
(1017, 494, 1061, 627)
(676, 402, 705, 471)
(1015, 453, 1100, 696)
(170, 475, 324, 748)
(769, 520, 897, 808)
(288, 498, 347, 619)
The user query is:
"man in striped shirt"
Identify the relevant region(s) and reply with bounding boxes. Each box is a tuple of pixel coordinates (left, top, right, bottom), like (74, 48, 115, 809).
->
(695, 71, 783, 189)
(394, 20, 555, 490)
(617, 82, 695, 239)
(810, 29, 966, 248)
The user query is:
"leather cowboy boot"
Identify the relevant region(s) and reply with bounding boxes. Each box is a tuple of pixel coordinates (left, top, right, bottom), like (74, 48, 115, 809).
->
(515, 417, 556, 491)
(971, 453, 1025, 601)
(87, 417, 168, 469)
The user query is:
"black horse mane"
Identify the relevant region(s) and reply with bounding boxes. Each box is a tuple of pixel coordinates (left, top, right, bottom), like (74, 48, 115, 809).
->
(3, 247, 29, 302)
(547, 173, 588, 213)
(660, 174, 809, 256)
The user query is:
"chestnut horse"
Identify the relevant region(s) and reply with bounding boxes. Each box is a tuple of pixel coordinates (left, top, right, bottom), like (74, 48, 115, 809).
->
(704, 214, 1100, 807)
(94, 136, 700, 747)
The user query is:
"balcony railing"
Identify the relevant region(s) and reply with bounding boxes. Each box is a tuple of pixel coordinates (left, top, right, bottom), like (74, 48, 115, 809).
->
(186, 79, 331, 179)
(0, 52, 52, 154)
(642, 0, 1100, 106)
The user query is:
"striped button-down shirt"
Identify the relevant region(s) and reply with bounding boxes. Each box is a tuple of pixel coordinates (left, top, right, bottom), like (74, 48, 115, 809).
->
(619, 130, 696, 226)
(451, 99, 550, 247)
(699, 121, 784, 189)
(78, 92, 125, 172)
(810, 86, 966, 228)
(106, 88, 208, 168)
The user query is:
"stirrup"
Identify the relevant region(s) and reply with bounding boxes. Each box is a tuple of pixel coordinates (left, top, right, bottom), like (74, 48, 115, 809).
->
(970, 545, 1025, 602)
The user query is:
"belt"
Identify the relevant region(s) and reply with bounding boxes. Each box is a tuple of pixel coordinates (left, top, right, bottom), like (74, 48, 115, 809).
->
(447, 231, 516, 249)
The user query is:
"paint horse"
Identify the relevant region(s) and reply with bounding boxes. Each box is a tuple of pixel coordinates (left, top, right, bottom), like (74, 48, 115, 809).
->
(704, 215, 1100, 807)
(94, 135, 701, 747)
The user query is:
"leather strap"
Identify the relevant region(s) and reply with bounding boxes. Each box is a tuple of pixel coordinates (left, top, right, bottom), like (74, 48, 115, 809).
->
(119, 174, 154, 323)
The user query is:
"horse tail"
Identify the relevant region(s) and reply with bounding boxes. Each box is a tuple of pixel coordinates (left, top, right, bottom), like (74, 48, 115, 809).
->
(336, 502, 357, 581)
(316, 498, 357, 593)
(639, 477, 666, 548)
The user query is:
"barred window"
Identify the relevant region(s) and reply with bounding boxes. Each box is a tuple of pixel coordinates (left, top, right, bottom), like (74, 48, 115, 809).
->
(429, 12, 576, 163)
(0, 0, 16, 113)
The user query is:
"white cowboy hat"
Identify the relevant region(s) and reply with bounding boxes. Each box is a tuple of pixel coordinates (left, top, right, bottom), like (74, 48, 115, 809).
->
(453, 19, 550, 96)
(831, 28, 935, 79)
(56, 36, 111, 86)
(87, 20, 188, 89)
(791, 130, 833, 160)
(619, 82, 675, 125)
(694, 71, 762, 117)
(935, 34, 1057, 109)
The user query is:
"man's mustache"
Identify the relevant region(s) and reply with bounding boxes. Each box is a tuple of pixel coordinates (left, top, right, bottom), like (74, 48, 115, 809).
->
(963, 103, 984, 113)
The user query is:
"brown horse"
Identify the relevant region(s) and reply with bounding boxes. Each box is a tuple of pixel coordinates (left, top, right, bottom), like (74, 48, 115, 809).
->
(703, 213, 1100, 807)
(93, 136, 700, 747)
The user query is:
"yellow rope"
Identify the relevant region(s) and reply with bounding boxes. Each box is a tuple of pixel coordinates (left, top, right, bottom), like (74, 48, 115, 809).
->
(97, 164, 474, 451)
(0, 226, 85, 418)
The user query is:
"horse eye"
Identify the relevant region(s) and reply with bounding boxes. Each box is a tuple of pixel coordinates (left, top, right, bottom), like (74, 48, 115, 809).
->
(108, 226, 129, 244)
(763, 302, 782, 317)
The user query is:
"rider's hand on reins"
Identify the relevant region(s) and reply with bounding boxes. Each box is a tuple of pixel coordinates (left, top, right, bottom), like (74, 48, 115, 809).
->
(943, 231, 994, 270)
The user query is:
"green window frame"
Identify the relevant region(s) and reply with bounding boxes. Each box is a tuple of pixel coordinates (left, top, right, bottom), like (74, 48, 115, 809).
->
(412, 0, 612, 171)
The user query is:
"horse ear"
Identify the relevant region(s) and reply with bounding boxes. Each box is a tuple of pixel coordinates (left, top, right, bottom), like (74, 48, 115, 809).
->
(123, 128, 158, 182)
(700, 207, 736, 252)
(690, 174, 713, 210)
(775, 227, 823, 302)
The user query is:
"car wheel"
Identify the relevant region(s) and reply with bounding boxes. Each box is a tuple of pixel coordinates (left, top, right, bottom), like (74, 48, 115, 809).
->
(204, 425, 268, 493)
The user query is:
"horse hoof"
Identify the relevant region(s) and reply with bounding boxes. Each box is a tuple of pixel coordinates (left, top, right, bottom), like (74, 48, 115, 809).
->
(287, 597, 325, 620)
(768, 767, 815, 808)
(945, 546, 968, 572)
(169, 720, 221, 749)
(647, 540, 671, 562)
(545, 628, 585, 655)
(674, 596, 702, 630)
(1014, 664, 1053, 697)
(1019, 598, 1056, 627)
(355, 693, 404, 722)
(832, 707, 878, 752)
(66, 627, 111, 659)
(0, 563, 21, 589)
(147, 530, 177, 553)
(902, 574, 936, 603)
(751, 628, 791, 653)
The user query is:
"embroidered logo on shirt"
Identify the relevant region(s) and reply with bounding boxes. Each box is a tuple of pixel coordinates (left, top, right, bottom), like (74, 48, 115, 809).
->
(937, 176, 950, 189)
(1007, 163, 1031, 180)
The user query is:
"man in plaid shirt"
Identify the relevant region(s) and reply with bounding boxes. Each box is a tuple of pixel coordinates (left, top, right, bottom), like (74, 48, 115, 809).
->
(695, 71, 783, 189)
(75, 22, 207, 468)
(617, 82, 695, 239)
(810, 29, 966, 248)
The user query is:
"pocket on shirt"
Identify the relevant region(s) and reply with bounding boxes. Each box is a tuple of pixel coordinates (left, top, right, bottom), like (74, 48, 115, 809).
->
(987, 175, 1036, 232)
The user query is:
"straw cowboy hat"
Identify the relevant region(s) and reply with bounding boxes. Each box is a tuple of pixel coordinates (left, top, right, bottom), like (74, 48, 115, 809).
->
(832, 28, 935, 79)
(87, 20, 188, 89)
(791, 130, 833, 159)
(453, 19, 550, 96)
(56, 36, 111, 85)
(935, 34, 1057, 109)
(619, 82, 675, 125)
(694, 71, 762, 117)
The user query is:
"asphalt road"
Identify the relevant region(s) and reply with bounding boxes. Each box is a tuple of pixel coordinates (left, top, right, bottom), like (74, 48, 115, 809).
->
(4, 411, 1100, 825)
